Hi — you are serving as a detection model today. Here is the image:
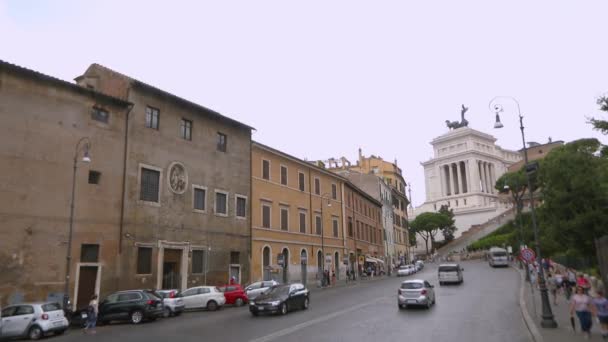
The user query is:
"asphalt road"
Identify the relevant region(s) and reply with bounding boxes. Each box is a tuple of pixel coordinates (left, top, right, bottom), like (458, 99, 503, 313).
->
(52, 260, 530, 342)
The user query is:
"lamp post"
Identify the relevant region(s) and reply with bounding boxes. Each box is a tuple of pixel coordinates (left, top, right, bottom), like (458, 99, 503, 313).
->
(489, 96, 557, 328)
(63, 137, 91, 310)
(504, 183, 526, 273)
(320, 193, 332, 286)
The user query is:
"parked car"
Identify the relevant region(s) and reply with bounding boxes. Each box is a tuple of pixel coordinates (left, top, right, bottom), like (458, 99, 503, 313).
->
(0, 302, 69, 340)
(91, 290, 164, 325)
(180, 286, 225, 311)
(397, 279, 436, 309)
(249, 283, 309, 316)
(415, 260, 424, 271)
(438, 263, 464, 285)
(397, 265, 412, 277)
(245, 280, 279, 300)
(156, 289, 185, 317)
(218, 285, 249, 307)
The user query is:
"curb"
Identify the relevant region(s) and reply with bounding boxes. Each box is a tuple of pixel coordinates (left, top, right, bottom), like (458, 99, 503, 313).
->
(513, 265, 544, 342)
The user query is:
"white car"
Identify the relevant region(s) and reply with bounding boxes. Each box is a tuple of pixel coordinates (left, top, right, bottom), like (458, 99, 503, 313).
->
(1, 302, 69, 340)
(397, 266, 411, 277)
(438, 263, 464, 285)
(180, 286, 226, 311)
(245, 280, 279, 300)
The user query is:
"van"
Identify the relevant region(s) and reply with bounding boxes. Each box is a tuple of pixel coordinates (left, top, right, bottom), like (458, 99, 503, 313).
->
(488, 247, 509, 267)
(438, 263, 464, 285)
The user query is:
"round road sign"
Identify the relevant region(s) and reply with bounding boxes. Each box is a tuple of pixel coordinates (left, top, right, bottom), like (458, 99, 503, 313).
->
(521, 248, 536, 262)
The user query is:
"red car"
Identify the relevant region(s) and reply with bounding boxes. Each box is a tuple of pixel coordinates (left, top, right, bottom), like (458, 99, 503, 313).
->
(219, 285, 248, 306)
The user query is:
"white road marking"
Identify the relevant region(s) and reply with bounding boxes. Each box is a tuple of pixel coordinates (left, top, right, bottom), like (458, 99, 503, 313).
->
(248, 296, 391, 342)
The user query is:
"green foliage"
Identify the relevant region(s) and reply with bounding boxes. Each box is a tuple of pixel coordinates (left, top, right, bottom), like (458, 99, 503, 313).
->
(438, 205, 457, 241)
(411, 211, 452, 255)
(589, 96, 608, 135)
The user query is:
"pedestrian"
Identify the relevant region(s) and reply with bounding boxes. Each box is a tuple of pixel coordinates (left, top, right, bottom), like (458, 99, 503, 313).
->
(547, 273, 558, 305)
(229, 276, 236, 285)
(346, 269, 350, 283)
(84, 294, 98, 335)
(593, 290, 608, 340)
(570, 286, 596, 339)
(578, 274, 591, 294)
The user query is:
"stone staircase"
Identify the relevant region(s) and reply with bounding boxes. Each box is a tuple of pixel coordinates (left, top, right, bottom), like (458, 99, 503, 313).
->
(436, 208, 516, 257)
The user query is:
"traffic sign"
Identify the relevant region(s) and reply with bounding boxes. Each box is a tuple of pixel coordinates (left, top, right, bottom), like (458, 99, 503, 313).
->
(521, 248, 536, 262)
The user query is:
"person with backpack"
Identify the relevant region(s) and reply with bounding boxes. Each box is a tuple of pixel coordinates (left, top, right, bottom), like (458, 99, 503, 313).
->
(570, 286, 596, 339)
(593, 290, 608, 340)
(84, 294, 98, 334)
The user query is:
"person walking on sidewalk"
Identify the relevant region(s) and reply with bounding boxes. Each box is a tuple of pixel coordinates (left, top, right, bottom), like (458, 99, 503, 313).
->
(84, 294, 99, 335)
(578, 273, 591, 294)
(547, 273, 558, 305)
(592, 290, 608, 340)
(570, 286, 596, 339)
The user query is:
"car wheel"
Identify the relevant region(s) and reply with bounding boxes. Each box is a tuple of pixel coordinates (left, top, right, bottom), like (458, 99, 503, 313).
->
(280, 303, 288, 315)
(163, 307, 171, 318)
(251, 311, 259, 317)
(303, 297, 309, 310)
(28, 326, 43, 340)
(56, 329, 66, 335)
(174, 311, 182, 317)
(130, 310, 144, 324)
(207, 300, 218, 311)
(426, 301, 431, 310)
(235, 298, 244, 307)
(398, 303, 404, 309)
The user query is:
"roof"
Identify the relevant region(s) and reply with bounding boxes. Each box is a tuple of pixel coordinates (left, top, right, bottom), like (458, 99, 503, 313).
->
(81, 63, 254, 131)
(401, 279, 425, 283)
(253, 141, 382, 207)
(0, 60, 132, 107)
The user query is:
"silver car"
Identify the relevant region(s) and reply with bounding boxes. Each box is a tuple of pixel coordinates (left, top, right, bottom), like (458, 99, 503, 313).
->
(0, 302, 69, 340)
(245, 280, 279, 301)
(156, 289, 185, 317)
(397, 279, 436, 309)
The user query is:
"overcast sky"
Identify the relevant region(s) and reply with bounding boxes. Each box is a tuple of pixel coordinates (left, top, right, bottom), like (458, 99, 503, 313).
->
(2, 0, 607, 206)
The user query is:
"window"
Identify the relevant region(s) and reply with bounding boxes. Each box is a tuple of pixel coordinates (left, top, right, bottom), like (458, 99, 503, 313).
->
(315, 215, 322, 235)
(180, 119, 192, 140)
(332, 218, 339, 237)
(332, 184, 337, 200)
(262, 204, 271, 228)
(145, 106, 159, 129)
(137, 247, 152, 274)
(280, 208, 289, 231)
(262, 160, 270, 180)
(236, 196, 247, 218)
(140, 167, 160, 202)
(299, 212, 306, 233)
(118, 293, 141, 302)
(217, 132, 227, 152)
(15, 306, 34, 315)
(356, 221, 360, 239)
(298, 172, 305, 191)
(193, 187, 206, 211)
(314, 177, 320, 195)
(348, 217, 353, 237)
(280, 166, 288, 185)
(80, 244, 99, 262)
(192, 250, 205, 274)
(230, 251, 240, 264)
(91, 107, 109, 123)
(215, 191, 228, 216)
(88, 170, 101, 185)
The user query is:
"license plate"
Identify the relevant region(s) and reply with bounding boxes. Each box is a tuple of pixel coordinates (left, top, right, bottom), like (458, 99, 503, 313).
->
(81, 313, 88, 319)
(406, 300, 417, 304)
(257, 306, 264, 311)
(53, 321, 63, 326)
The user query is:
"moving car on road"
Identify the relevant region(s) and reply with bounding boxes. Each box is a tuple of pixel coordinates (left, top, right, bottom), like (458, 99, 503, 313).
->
(249, 283, 309, 316)
(245, 280, 279, 300)
(94, 290, 164, 325)
(180, 286, 226, 311)
(438, 263, 464, 285)
(415, 260, 424, 271)
(218, 285, 249, 307)
(397, 279, 436, 309)
(1, 302, 69, 340)
(397, 265, 414, 277)
(156, 289, 185, 317)
(488, 247, 509, 267)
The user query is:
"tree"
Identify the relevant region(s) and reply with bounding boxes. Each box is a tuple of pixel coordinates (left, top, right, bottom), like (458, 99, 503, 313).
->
(537, 138, 608, 261)
(589, 96, 608, 135)
(438, 205, 457, 241)
(410, 212, 449, 255)
(495, 170, 528, 213)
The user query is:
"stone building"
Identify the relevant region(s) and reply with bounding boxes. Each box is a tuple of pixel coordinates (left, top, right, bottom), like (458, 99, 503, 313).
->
(415, 126, 521, 239)
(0, 60, 253, 308)
(251, 142, 384, 285)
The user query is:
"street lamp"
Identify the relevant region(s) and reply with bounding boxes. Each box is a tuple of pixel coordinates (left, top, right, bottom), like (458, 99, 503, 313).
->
(504, 184, 526, 273)
(320, 193, 332, 286)
(63, 137, 92, 310)
(489, 96, 557, 328)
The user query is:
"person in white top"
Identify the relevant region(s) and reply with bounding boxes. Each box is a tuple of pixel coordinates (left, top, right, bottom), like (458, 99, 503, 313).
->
(84, 294, 99, 334)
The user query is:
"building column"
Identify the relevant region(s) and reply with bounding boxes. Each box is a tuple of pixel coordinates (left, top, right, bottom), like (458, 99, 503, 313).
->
(464, 160, 471, 193)
(483, 162, 491, 194)
(456, 161, 464, 194)
(489, 163, 496, 194)
(470, 159, 480, 192)
(451, 163, 460, 195)
(444, 165, 452, 196)
(439, 164, 446, 197)
(477, 161, 484, 192)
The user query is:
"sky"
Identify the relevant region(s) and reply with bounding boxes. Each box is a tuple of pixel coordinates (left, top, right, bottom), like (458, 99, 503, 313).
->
(1, 0, 607, 206)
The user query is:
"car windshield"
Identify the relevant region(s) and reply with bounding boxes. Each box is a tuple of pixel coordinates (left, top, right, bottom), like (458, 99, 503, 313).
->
(42, 303, 62, 312)
(266, 286, 289, 296)
(401, 282, 423, 289)
(492, 252, 508, 257)
(439, 266, 459, 272)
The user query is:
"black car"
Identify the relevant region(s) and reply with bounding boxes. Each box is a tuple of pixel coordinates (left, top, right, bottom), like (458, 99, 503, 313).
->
(74, 290, 164, 326)
(249, 283, 309, 316)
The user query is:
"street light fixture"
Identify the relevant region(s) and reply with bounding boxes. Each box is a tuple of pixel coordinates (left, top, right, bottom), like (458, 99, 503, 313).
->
(489, 96, 557, 328)
(63, 137, 91, 310)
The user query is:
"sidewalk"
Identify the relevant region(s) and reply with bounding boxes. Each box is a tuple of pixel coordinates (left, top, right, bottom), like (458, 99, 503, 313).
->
(309, 274, 389, 293)
(517, 268, 602, 342)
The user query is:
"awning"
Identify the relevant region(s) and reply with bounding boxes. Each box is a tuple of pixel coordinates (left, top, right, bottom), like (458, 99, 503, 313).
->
(365, 257, 385, 264)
